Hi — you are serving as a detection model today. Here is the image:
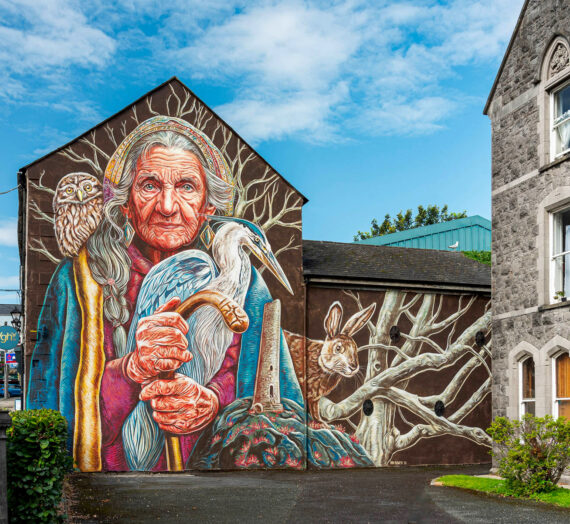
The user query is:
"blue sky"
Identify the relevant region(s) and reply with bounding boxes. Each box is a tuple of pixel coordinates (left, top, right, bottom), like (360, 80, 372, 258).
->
(0, 0, 525, 303)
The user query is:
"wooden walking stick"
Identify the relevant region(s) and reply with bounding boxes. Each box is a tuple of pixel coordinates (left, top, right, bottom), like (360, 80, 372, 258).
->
(158, 290, 249, 471)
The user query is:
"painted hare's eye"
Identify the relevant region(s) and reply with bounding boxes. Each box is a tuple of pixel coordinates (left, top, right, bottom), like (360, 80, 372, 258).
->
(335, 344, 342, 353)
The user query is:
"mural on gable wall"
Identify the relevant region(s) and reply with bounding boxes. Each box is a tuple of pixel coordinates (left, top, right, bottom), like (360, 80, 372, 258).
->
(24, 82, 492, 472)
(25, 86, 371, 472)
(291, 289, 492, 467)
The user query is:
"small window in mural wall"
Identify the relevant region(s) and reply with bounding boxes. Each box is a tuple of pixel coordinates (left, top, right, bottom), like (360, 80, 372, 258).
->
(554, 353, 570, 420)
(552, 83, 570, 158)
(520, 357, 535, 417)
(550, 207, 570, 303)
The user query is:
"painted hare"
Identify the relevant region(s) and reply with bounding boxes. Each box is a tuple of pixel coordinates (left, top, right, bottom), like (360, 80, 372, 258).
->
(284, 301, 376, 422)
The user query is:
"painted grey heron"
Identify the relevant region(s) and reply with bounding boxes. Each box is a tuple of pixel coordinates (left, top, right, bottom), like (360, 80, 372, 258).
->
(121, 216, 293, 470)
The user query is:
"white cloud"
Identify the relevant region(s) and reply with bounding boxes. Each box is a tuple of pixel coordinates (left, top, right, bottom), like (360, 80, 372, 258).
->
(164, 0, 524, 142)
(177, 2, 363, 91)
(217, 83, 348, 144)
(0, 0, 525, 141)
(0, 220, 18, 247)
(0, 0, 116, 72)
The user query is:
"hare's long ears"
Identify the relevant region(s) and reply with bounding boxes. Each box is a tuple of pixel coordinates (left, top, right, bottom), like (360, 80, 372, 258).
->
(324, 301, 343, 338)
(341, 303, 376, 337)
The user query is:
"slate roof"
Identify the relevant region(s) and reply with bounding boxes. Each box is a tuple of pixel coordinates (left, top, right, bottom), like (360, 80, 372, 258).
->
(0, 304, 21, 316)
(303, 240, 490, 289)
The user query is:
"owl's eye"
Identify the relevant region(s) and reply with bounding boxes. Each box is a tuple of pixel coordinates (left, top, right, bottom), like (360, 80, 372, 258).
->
(66, 187, 73, 194)
(84, 184, 92, 192)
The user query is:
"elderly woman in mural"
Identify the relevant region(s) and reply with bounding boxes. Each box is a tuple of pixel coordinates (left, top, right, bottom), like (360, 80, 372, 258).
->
(26, 117, 307, 471)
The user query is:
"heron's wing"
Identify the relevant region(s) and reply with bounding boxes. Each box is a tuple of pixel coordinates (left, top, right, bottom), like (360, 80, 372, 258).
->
(123, 250, 217, 357)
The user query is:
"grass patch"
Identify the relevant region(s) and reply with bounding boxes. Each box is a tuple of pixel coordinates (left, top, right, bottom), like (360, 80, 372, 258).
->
(436, 475, 570, 508)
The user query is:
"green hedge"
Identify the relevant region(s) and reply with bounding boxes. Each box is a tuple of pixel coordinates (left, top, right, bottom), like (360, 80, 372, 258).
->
(7, 409, 74, 523)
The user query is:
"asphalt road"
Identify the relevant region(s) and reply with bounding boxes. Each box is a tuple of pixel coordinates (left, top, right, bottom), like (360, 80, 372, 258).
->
(64, 464, 570, 523)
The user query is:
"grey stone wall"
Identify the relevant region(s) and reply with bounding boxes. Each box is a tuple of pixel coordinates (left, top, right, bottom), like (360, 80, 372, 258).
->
(489, 0, 570, 420)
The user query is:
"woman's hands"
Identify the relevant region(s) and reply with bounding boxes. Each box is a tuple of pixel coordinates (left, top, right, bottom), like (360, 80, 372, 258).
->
(140, 374, 219, 434)
(126, 297, 219, 434)
(126, 297, 192, 384)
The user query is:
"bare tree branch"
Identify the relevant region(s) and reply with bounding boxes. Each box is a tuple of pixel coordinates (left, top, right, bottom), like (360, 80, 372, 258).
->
(30, 200, 54, 225)
(423, 295, 476, 336)
(448, 377, 491, 424)
(420, 347, 490, 410)
(29, 171, 55, 195)
(319, 310, 491, 422)
(385, 387, 492, 449)
(146, 96, 160, 116)
(400, 333, 444, 354)
(29, 239, 61, 264)
(59, 131, 107, 176)
(104, 124, 118, 148)
(358, 343, 410, 361)
(131, 105, 140, 125)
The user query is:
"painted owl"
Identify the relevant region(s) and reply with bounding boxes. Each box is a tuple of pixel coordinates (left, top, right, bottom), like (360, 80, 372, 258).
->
(53, 173, 103, 257)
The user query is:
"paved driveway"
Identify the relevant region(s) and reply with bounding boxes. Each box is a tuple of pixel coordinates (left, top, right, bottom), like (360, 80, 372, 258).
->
(64, 465, 570, 523)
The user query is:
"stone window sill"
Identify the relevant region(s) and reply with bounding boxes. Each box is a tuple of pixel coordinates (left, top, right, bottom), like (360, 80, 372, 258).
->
(539, 152, 570, 173)
(538, 301, 570, 312)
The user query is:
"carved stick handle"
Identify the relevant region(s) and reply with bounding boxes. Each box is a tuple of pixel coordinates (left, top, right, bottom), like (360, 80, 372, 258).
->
(157, 290, 249, 471)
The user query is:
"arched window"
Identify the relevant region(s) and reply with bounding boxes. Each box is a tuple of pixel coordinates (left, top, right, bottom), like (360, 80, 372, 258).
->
(553, 352, 570, 419)
(519, 356, 535, 416)
(539, 38, 570, 164)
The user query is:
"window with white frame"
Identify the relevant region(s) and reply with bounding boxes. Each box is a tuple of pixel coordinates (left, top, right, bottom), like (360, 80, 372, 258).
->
(550, 206, 570, 302)
(519, 356, 535, 416)
(552, 82, 570, 158)
(553, 352, 570, 419)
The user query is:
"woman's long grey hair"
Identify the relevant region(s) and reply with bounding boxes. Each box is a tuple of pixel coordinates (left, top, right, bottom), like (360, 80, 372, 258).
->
(87, 131, 233, 358)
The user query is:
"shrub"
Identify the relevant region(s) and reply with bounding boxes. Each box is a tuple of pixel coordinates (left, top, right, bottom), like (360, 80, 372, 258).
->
(462, 250, 491, 266)
(487, 414, 570, 496)
(7, 409, 74, 523)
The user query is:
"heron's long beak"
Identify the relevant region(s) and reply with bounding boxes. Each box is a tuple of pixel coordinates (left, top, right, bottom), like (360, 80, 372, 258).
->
(251, 245, 294, 295)
(77, 189, 83, 202)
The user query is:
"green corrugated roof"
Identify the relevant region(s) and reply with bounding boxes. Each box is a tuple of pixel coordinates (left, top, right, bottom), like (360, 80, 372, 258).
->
(355, 215, 491, 246)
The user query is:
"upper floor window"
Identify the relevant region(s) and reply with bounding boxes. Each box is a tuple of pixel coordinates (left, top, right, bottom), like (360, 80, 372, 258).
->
(520, 356, 535, 416)
(540, 39, 570, 164)
(550, 206, 570, 302)
(552, 83, 570, 158)
(553, 352, 570, 419)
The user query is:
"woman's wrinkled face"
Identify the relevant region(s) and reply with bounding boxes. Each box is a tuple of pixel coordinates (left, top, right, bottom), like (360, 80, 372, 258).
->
(128, 146, 215, 252)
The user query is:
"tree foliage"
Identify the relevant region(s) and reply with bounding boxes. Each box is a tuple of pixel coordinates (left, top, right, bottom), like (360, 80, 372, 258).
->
(487, 414, 570, 496)
(462, 251, 491, 266)
(354, 205, 467, 241)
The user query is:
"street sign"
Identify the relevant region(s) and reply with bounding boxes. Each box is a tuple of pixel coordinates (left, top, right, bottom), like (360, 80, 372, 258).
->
(6, 353, 15, 363)
(0, 326, 19, 351)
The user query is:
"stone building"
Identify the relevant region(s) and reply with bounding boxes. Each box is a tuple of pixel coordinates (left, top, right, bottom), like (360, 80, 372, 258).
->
(486, 0, 570, 422)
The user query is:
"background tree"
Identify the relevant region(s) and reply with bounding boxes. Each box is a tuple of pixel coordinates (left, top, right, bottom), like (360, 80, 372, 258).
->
(354, 205, 467, 241)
